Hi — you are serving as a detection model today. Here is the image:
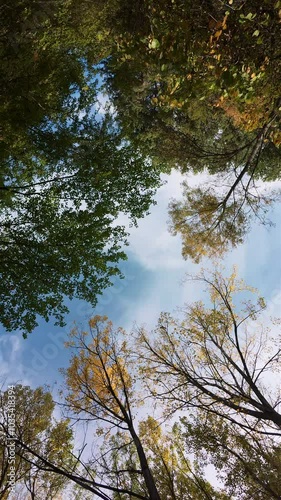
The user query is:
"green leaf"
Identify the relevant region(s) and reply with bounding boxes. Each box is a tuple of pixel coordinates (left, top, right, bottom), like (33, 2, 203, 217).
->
(245, 12, 256, 20)
(149, 38, 160, 49)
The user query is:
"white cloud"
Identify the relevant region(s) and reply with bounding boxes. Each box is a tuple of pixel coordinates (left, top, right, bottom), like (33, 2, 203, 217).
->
(120, 170, 198, 271)
(0, 335, 31, 387)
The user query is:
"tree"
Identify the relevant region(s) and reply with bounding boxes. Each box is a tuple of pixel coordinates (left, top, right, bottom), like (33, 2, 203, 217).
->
(168, 109, 281, 262)
(0, 0, 119, 168)
(103, 0, 281, 161)
(2, 290, 281, 498)
(181, 412, 281, 499)
(0, 385, 116, 499)
(137, 417, 229, 500)
(59, 315, 231, 499)
(62, 315, 161, 500)
(0, 382, 230, 499)
(0, 109, 161, 335)
(0, 385, 74, 499)
(1, 0, 164, 336)
(137, 268, 281, 498)
(102, 0, 281, 259)
(96, 416, 230, 500)
(138, 268, 281, 434)
(21, 420, 74, 500)
(2, 0, 281, 332)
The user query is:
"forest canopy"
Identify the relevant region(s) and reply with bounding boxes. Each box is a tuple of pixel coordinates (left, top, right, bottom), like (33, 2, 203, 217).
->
(0, 0, 281, 500)
(1, 0, 280, 332)
(1, 269, 280, 499)
(1, 2, 281, 497)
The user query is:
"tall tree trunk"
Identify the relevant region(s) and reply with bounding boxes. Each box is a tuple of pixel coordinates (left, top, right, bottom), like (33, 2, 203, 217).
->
(129, 424, 161, 500)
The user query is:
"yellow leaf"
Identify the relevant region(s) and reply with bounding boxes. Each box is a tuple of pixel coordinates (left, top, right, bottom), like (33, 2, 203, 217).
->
(222, 15, 228, 29)
(170, 80, 180, 95)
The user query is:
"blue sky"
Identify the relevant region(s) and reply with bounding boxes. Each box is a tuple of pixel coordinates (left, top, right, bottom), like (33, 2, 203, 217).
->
(1, 170, 281, 392)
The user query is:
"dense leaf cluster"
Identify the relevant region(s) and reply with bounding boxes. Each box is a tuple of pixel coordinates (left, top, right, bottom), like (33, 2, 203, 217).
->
(1, 0, 281, 330)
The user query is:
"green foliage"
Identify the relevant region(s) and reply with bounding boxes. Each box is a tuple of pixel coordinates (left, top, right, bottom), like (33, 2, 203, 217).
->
(0, 0, 120, 164)
(0, 0, 166, 335)
(182, 413, 281, 499)
(1, 0, 281, 332)
(0, 385, 74, 499)
(0, 108, 161, 335)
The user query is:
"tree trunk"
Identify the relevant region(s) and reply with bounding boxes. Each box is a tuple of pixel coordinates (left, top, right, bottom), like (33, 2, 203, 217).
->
(129, 424, 161, 500)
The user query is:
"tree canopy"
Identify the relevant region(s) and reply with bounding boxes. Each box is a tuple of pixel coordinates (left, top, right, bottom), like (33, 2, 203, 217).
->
(0, 0, 163, 335)
(2, 1, 281, 498)
(1, 0, 281, 331)
(2, 268, 281, 498)
(102, 0, 281, 260)
(103, 0, 281, 155)
(138, 268, 281, 434)
(0, 108, 161, 335)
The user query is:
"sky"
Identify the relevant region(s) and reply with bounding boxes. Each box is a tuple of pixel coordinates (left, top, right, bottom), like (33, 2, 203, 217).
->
(1, 169, 281, 393)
